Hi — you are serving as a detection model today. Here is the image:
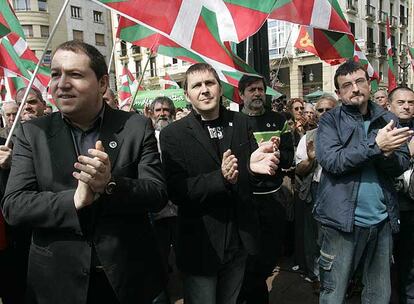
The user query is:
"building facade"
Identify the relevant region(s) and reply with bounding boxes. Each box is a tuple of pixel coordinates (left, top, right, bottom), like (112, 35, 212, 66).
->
(268, 0, 413, 100)
(12, 0, 114, 74)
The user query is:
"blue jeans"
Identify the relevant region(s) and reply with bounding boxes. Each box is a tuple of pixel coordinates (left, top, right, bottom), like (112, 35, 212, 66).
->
(183, 249, 247, 304)
(318, 221, 392, 304)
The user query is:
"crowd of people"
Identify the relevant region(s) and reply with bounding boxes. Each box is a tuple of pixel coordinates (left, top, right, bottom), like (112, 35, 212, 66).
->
(0, 40, 413, 304)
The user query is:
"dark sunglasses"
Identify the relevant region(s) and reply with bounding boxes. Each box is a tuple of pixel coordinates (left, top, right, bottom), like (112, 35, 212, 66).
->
(316, 108, 332, 113)
(294, 106, 304, 111)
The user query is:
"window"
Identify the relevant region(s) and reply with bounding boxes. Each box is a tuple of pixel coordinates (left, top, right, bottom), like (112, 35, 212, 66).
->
(120, 40, 127, 57)
(349, 22, 355, 36)
(95, 33, 105, 46)
(93, 11, 103, 23)
(73, 30, 84, 41)
(135, 60, 142, 78)
(71, 6, 81, 19)
(38, 0, 47, 12)
(150, 57, 157, 77)
(131, 45, 141, 54)
(13, 0, 30, 10)
(40, 25, 49, 38)
(172, 58, 178, 64)
(42, 50, 52, 65)
(22, 25, 33, 38)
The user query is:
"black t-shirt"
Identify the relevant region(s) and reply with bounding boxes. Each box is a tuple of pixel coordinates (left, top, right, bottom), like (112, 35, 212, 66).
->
(201, 117, 225, 158)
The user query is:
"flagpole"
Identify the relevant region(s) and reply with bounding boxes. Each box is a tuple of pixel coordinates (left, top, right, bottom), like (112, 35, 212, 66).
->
(5, 0, 70, 147)
(107, 38, 117, 74)
(274, 26, 293, 83)
(128, 51, 152, 112)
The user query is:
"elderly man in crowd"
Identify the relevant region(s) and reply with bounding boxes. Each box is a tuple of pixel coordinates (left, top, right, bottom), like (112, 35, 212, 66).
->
(236, 74, 294, 304)
(373, 89, 389, 110)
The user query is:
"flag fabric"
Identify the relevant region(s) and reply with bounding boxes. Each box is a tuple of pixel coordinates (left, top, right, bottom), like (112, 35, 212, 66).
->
(0, 32, 50, 92)
(0, 0, 24, 38)
(0, 77, 6, 101)
(117, 17, 281, 102)
(0, 17, 10, 38)
(270, 0, 351, 34)
(294, 25, 354, 65)
(118, 66, 134, 106)
(386, 17, 397, 92)
(161, 73, 180, 90)
(409, 46, 414, 71)
(95, 0, 277, 48)
(353, 44, 380, 91)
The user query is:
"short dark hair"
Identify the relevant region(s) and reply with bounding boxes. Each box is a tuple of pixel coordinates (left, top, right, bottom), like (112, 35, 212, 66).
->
(388, 86, 414, 103)
(150, 96, 176, 117)
(183, 63, 221, 91)
(52, 40, 108, 80)
(15, 86, 45, 104)
(334, 60, 369, 90)
(238, 74, 266, 94)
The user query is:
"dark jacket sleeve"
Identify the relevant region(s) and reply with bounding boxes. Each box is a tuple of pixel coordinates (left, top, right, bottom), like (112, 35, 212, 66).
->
(160, 126, 230, 207)
(2, 125, 81, 229)
(316, 111, 383, 176)
(103, 117, 168, 213)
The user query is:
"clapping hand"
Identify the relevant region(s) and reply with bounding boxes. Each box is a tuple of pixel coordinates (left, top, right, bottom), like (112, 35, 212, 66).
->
(222, 149, 238, 184)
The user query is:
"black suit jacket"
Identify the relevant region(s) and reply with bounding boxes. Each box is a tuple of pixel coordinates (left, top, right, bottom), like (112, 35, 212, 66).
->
(160, 108, 267, 275)
(2, 106, 168, 304)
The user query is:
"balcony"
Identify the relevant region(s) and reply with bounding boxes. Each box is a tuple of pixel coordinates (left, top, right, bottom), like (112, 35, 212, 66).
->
(390, 16, 398, 28)
(399, 16, 408, 28)
(346, 0, 357, 14)
(376, 45, 387, 57)
(365, 5, 375, 21)
(377, 11, 387, 24)
(366, 42, 376, 56)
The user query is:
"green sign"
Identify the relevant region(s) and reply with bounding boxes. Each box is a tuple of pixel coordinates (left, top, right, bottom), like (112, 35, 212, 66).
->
(133, 89, 188, 109)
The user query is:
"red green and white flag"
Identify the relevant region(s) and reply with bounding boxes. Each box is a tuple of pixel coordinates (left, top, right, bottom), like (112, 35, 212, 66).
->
(0, 77, 6, 101)
(118, 66, 141, 107)
(294, 25, 354, 65)
(95, 0, 277, 48)
(386, 17, 397, 92)
(161, 73, 179, 90)
(270, 0, 351, 34)
(408, 46, 414, 71)
(0, 0, 24, 38)
(353, 44, 380, 91)
(0, 33, 50, 93)
(117, 17, 281, 102)
(0, 16, 10, 39)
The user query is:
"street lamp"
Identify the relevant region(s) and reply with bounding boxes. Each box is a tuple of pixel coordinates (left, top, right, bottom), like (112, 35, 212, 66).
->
(398, 44, 410, 87)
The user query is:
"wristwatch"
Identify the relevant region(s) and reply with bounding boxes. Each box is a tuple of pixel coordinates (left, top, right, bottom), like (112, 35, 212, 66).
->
(105, 180, 117, 195)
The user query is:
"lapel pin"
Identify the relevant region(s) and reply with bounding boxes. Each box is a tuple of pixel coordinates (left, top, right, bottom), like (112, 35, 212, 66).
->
(109, 141, 117, 149)
(229, 122, 233, 127)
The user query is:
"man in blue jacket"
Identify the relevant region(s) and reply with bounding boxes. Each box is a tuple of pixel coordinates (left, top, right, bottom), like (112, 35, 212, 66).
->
(315, 60, 412, 304)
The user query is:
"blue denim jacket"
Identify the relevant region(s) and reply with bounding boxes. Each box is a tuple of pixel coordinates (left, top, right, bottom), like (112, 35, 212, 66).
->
(315, 101, 410, 233)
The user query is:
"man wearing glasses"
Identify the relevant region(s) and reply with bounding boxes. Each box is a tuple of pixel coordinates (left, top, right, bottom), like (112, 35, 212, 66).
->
(315, 60, 412, 303)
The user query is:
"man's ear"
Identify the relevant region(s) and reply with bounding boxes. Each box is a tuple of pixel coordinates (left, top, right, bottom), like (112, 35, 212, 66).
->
(99, 75, 109, 94)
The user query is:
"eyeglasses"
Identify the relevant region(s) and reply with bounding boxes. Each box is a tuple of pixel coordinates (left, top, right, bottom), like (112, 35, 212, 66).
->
(294, 106, 304, 111)
(339, 78, 368, 91)
(316, 108, 332, 113)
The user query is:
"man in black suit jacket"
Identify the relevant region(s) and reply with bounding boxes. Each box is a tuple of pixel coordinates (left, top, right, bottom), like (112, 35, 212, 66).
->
(2, 41, 168, 304)
(160, 63, 280, 304)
